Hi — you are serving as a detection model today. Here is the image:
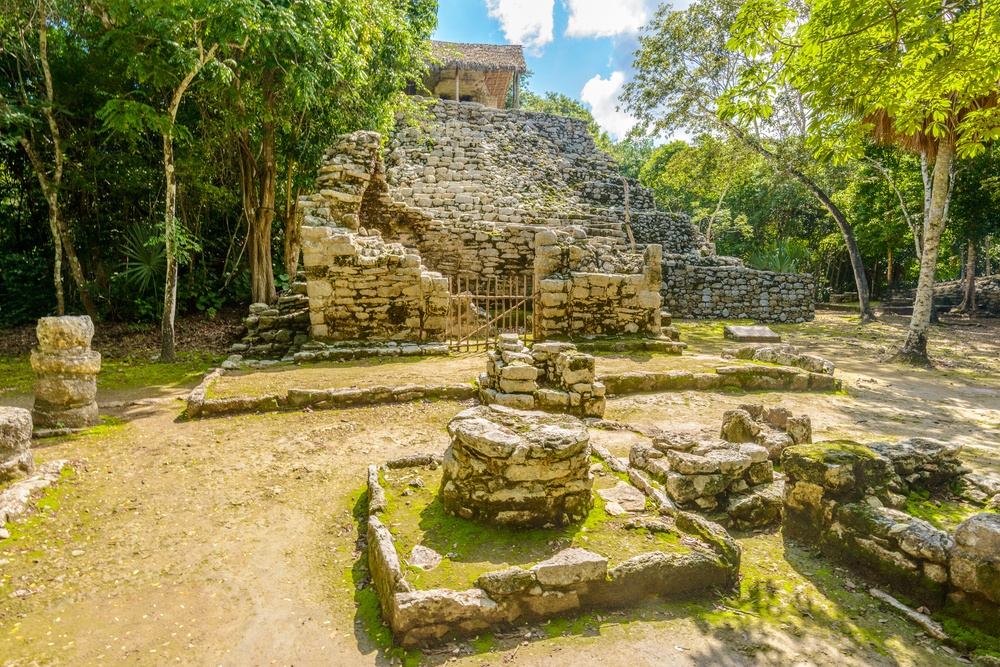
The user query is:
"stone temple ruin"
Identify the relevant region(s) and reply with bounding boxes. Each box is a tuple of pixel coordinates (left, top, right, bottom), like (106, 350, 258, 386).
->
(235, 98, 814, 359)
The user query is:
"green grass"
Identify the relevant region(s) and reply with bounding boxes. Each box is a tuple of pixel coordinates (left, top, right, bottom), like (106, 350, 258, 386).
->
(0, 353, 218, 399)
(380, 467, 686, 592)
(904, 490, 993, 532)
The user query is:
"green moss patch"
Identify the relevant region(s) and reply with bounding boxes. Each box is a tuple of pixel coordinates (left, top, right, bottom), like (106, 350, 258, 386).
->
(379, 467, 688, 592)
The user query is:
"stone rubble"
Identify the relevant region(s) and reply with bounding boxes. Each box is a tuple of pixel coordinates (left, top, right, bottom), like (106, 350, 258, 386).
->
(478, 334, 606, 418)
(719, 403, 813, 461)
(30, 316, 101, 429)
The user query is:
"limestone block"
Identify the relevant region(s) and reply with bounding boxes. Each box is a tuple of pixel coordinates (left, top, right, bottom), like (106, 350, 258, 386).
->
(950, 514, 1000, 603)
(720, 409, 760, 443)
(532, 547, 608, 588)
(35, 316, 94, 352)
(475, 567, 536, 598)
(785, 416, 813, 445)
(0, 407, 33, 483)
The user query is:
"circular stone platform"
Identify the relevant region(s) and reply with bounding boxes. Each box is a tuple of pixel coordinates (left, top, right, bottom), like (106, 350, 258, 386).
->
(441, 405, 593, 527)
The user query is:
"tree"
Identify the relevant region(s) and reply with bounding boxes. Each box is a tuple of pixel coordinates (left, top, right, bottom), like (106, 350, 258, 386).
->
(1, 0, 98, 319)
(223, 0, 435, 305)
(623, 0, 876, 321)
(98, 0, 238, 361)
(731, 0, 1000, 362)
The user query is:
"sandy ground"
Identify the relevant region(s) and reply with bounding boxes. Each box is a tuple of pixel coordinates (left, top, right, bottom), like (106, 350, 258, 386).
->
(1, 312, 998, 666)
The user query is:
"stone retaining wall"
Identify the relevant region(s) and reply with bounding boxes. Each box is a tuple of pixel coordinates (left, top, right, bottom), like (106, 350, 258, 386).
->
(185, 369, 475, 419)
(782, 440, 999, 609)
(597, 364, 840, 395)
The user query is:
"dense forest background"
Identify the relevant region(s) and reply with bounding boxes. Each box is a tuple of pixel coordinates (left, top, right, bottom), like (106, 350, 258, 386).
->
(2, 0, 998, 352)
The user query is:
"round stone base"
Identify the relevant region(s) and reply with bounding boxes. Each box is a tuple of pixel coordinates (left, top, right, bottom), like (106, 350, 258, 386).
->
(32, 401, 99, 429)
(441, 405, 593, 527)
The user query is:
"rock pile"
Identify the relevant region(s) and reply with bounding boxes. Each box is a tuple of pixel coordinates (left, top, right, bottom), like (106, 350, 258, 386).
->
(720, 403, 812, 461)
(0, 407, 33, 483)
(478, 334, 606, 418)
(441, 405, 593, 527)
(866, 438, 967, 493)
(30, 316, 101, 429)
(782, 441, 1000, 607)
(723, 344, 835, 375)
(628, 430, 782, 529)
(231, 282, 311, 360)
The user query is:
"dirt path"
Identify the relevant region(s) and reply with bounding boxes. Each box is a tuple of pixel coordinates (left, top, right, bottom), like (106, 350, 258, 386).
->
(1, 313, 997, 666)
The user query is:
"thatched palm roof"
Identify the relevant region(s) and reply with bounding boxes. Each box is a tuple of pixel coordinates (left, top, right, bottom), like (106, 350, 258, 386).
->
(429, 41, 527, 74)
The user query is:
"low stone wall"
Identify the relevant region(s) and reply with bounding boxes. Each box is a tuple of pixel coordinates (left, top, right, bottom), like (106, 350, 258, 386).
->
(364, 455, 740, 647)
(661, 255, 815, 323)
(185, 369, 475, 419)
(597, 364, 840, 395)
(782, 440, 999, 609)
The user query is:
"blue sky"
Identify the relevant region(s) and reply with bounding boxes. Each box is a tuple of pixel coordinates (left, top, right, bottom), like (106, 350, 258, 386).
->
(434, 1, 690, 141)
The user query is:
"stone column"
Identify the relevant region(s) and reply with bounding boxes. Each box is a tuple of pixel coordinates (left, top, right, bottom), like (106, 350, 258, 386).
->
(30, 316, 101, 429)
(0, 407, 33, 483)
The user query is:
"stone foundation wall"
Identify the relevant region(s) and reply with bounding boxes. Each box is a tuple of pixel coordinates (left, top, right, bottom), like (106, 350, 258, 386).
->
(661, 255, 815, 323)
(782, 440, 999, 609)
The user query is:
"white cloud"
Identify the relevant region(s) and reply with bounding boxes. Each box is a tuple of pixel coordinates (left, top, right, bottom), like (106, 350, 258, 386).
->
(581, 71, 637, 141)
(564, 0, 650, 38)
(484, 0, 556, 55)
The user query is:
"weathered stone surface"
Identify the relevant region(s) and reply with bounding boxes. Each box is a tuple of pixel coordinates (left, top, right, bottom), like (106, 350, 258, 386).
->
(532, 547, 608, 587)
(0, 407, 33, 483)
(30, 316, 100, 429)
(408, 545, 443, 571)
(596, 481, 648, 513)
(368, 465, 387, 515)
(720, 409, 760, 443)
(727, 481, 783, 530)
(475, 567, 536, 598)
(608, 550, 729, 596)
(441, 405, 592, 526)
(951, 514, 1000, 604)
(393, 588, 502, 635)
(35, 316, 94, 351)
(723, 325, 781, 343)
(785, 416, 813, 445)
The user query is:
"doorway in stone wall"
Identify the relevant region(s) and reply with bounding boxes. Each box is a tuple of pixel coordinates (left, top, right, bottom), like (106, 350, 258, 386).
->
(447, 275, 536, 352)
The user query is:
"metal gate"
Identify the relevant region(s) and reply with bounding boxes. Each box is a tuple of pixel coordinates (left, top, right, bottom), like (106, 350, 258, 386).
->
(447, 275, 536, 352)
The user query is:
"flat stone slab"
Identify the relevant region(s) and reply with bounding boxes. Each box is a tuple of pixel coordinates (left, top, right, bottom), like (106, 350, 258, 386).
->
(724, 325, 781, 343)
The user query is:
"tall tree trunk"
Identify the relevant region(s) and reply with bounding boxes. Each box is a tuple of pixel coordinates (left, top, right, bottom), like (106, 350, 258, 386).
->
(721, 120, 874, 321)
(896, 135, 956, 364)
(249, 122, 277, 304)
(886, 246, 894, 298)
(161, 133, 178, 362)
(47, 199, 65, 315)
(957, 239, 977, 316)
(246, 71, 277, 305)
(55, 211, 97, 319)
(283, 157, 302, 281)
(986, 236, 992, 277)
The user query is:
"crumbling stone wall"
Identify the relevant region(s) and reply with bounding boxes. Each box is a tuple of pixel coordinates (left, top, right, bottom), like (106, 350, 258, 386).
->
(534, 231, 662, 339)
(300, 227, 449, 341)
(782, 439, 998, 608)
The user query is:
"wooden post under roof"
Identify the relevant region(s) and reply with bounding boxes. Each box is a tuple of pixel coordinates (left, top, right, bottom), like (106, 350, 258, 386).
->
(455, 67, 460, 102)
(513, 73, 520, 110)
